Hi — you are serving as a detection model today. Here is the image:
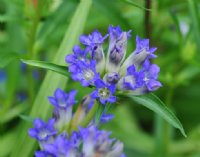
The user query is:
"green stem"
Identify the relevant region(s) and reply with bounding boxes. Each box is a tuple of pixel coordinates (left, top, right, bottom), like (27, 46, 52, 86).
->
(155, 88, 174, 157)
(27, 0, 44, 103)
(69, 102, 99, 134)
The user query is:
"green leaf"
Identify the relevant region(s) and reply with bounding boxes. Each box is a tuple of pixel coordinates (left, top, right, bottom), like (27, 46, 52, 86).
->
(10, 0, 92, 156)
(128, 93, 186, 137)
(0, 52, 19, 68)
(120, 0, 151, 11)
(21, 59, 69, 77)
(0, 103, 27, 124)
(19, 115, 34, 123)
(188, 0, 200, 50)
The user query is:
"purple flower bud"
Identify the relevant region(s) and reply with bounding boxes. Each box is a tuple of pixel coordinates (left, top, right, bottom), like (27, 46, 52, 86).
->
(103, 72, 120, 85)
(106, 25, 131, 73)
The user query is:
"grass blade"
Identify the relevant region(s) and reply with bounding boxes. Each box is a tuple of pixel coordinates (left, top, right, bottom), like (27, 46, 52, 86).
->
(21, 59, 69, 77)
(10, 0, 92, 156)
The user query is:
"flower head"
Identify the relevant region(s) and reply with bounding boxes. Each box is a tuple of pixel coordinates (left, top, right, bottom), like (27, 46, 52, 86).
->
(142, 59, 162, 91)
(66, 25, 161, 105)
(71, 60, 100, 86)
(91, 79, 116, 104)
(28, 118, 57, 146)
(48, 89, 77, 130)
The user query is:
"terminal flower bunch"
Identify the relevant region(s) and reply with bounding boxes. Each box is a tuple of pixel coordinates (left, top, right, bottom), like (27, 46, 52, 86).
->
(66, 25, 162, 105)
(29, 25, 162, 157)
(29, 89, 125, 157)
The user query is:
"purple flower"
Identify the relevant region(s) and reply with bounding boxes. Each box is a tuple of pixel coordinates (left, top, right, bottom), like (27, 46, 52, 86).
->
(48, 88, 77, 110)
(80, 30, 108, 72)
(35, 151, 55, 157)
(79, 125, 125, 157)
(118, 65, 144, 91)
(43, 134, 80, 157)
(80, 30, 108, 46)
(120, 35, 157, 74)
(71, 60, 100, 86)
(135, 35, 157, 59)
(66, 45, 88, 73)
(142, 60, 162, 91)
(48, 89, 77, 129)
(106, 25, 131, 73)
(28, 118, 57, 144)
(65, 25, 162, 99)
(91, 79, 116, 104)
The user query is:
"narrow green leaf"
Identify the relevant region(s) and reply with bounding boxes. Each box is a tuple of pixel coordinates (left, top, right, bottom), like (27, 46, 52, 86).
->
(188, 0, 200, 50)
(0, 52, 19, 68)
(120, 0, 151, 11)
(21, 59, 69, 77)
(19, 115, 34, 123)
(0, 103, 27, 124)
(128, 93, 186, 137)
(11, 0, 92, 156)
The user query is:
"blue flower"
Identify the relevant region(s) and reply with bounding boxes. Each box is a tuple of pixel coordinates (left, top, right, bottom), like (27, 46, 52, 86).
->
(80, 30, 108, 73)
(48, 88, 77, 110)
(28, 118, 57, 144)
(35, 151, 55, 157)
(66, 25, 162, 103)
(79, 125, 125, 157)
(71, 60, 100, 86)
(118, 65, 144, 91)
(48, 89, 77, 129)
(91, 79, 116, 104)
(43, 134, 80, 157)
(142, 60, 162, 91)
(80, 30, 108, 46)
(66, 45, 88, 73)
(120, 35, 157, 73)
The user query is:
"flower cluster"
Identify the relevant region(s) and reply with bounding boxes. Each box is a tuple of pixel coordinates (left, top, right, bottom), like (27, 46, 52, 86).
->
(66, 25, 162, 104)
(29, 89, 124, 157)
(29, 25, 162, 157)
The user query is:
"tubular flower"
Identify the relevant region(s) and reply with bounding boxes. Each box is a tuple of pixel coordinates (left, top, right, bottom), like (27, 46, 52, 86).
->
(33, 126, 125, 157)
(66, 25, 162, 103)
(28, 118, 57, 147)
(29, 88, 125, 157)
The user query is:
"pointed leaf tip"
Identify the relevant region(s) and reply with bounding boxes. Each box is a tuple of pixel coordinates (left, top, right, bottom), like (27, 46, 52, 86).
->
(124, 93, 186, 137)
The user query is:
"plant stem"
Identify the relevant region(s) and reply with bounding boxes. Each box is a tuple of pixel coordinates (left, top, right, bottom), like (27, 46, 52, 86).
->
(27, 0, 44, 103)
(155, 87, 174, 157)
(144, 0, 151, 38)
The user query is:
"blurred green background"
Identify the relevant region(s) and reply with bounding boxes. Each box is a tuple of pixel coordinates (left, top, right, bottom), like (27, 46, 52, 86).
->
(0, 0, 200, 157)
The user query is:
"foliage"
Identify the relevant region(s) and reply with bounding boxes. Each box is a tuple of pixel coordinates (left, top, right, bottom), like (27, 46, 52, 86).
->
(0, 0, 200, 157)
